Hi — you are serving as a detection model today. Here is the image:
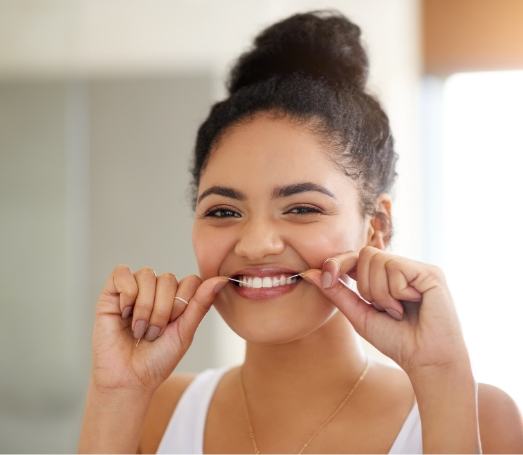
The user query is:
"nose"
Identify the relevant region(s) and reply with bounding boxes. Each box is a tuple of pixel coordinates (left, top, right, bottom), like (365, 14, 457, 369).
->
(234, 217, 285, 261)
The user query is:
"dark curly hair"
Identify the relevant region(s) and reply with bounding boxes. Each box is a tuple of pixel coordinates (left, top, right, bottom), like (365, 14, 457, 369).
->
(189, 9, 399, 244)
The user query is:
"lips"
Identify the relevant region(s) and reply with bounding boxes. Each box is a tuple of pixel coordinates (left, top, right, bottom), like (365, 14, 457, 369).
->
(226, 265, 303, 300)
(229, 265, 300, 278)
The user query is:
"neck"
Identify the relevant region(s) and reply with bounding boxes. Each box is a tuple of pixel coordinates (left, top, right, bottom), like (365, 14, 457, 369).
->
(240, 310, 369, 408)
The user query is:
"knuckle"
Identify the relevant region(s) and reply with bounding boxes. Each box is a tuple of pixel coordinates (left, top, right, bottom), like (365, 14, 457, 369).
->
(361, 245, 377, 256)
(115, 263, 131, 273)
(114, 266, 138, 297)
(187, 274, 203, 286)
(390, 286, 404, 300)
(428, 264, 444, 279)
(158, 272, 177, 284)
(384, 258, 399, 271)
(121, 286, 138, 300)
(177, 274, 203, 294)
(136, 267, 156, 277)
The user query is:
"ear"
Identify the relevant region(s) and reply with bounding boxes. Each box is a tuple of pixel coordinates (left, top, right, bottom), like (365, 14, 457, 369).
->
(366, 194, 393, 250)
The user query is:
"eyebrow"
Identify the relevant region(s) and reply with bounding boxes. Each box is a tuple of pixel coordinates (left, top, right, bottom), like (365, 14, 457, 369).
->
(196, 182, 336, 205)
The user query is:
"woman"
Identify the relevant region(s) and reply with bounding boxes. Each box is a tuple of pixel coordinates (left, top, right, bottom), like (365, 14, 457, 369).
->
(78, 9, 523, 454)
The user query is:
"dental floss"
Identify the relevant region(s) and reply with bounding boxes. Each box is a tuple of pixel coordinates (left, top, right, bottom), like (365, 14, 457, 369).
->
(337, 276, 352, 289)
(228, 273, 352, 288)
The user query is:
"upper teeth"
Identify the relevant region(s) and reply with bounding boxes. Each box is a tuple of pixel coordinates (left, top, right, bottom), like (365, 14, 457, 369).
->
(238, 275, 298, 288)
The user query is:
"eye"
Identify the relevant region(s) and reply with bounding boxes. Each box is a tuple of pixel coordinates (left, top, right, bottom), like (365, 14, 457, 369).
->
(286, 205, 323, 215)
(204, 207, 241, 218)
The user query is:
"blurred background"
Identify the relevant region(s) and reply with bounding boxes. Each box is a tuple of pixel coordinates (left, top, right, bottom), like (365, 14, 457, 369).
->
(1, 0, 522, 452)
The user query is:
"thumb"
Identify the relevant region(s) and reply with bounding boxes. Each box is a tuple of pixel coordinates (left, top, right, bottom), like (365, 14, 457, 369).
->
(301, 269, 377, 337)
(162, 276, 229, 351)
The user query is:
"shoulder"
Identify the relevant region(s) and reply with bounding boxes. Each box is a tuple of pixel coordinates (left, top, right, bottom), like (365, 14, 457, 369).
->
(138, 372, 197, 454)
(478, 382, 523, 453)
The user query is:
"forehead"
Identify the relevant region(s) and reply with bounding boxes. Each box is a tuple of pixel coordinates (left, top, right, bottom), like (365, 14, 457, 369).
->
(202, 114, 345, 187)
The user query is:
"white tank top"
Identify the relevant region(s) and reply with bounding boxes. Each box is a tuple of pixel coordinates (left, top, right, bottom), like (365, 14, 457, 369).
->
(157, 366, 423, 454)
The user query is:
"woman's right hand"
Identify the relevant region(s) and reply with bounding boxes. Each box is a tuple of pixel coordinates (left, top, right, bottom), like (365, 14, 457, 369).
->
(90, 265, 229, 394)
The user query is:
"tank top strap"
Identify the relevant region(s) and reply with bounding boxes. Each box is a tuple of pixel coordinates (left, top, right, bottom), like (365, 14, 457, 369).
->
(388, 400, 423, 453)
(156, 365, 231, 454)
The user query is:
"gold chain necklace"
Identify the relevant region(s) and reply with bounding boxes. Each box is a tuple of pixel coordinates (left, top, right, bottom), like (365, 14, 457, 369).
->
(239, 358, 370, 454)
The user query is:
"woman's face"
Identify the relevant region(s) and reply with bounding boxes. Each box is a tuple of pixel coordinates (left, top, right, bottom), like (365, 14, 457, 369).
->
(192, 113, 370, 344)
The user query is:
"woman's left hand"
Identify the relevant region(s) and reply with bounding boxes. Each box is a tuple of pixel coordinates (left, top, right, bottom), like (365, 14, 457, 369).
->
(300, 246, 471, 377)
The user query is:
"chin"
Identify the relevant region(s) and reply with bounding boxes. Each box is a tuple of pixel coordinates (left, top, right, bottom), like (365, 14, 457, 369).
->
(212, 292, 337, 344)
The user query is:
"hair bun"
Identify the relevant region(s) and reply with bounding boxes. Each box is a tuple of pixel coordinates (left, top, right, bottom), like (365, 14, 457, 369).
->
(226, 9, 369, 95)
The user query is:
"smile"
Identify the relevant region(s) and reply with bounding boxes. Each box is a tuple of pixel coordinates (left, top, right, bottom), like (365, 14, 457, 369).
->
(229, 273, 303, 300)
(233, 274, 301, 288)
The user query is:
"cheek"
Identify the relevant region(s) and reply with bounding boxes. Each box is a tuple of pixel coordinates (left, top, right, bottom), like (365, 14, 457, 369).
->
(192, 224, 235, 279)
(288, 223, 357, 269)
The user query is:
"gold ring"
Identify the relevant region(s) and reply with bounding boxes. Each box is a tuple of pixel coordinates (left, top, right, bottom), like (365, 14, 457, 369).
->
(174, 296, 189, 305)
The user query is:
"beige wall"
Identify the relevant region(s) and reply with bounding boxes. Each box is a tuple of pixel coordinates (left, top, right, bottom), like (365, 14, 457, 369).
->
(0, 75, 218, 451)
(423, 0, 523, 74)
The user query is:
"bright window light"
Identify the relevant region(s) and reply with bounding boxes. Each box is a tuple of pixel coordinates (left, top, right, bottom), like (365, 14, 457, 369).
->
(440, 70, 523, 407)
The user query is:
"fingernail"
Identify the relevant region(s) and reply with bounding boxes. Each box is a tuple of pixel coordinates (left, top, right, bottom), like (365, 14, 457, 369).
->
(299, 271, 311, 281)
(322, 258, 339, 289)
(144, 324, 161, 341)
(214, 280, 228, 293)
(133, 319, 148, 340)
(121, 306, 132, 320)
(386, 308, 403, 321)
(321, 271, 333, 289)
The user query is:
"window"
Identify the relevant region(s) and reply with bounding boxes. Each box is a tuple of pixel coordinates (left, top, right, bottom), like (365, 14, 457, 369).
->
(425, 71, 523, 407)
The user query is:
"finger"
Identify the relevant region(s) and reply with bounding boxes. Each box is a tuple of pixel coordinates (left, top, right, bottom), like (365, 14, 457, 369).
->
(338, 272, 386, 313)
(174, 276, 229, 351)
(98, 264, 138, 318)
(131, 267, 157, 340)
(368, 252, 404, 315)
(321, 250, 358, 289)
(385, 258, 424, 302)
(321, 249, 387, 313)
(301, 269, 392, 336)
(143, 273, 178, 342)
(169, 275, 202, 323)
(356, 246, 381, 304)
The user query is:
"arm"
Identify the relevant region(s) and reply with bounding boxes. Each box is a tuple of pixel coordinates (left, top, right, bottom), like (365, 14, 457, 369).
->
(478, 383, 523, 453)
(78, 378, 153, 454)
(410, 359, 482, 454)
